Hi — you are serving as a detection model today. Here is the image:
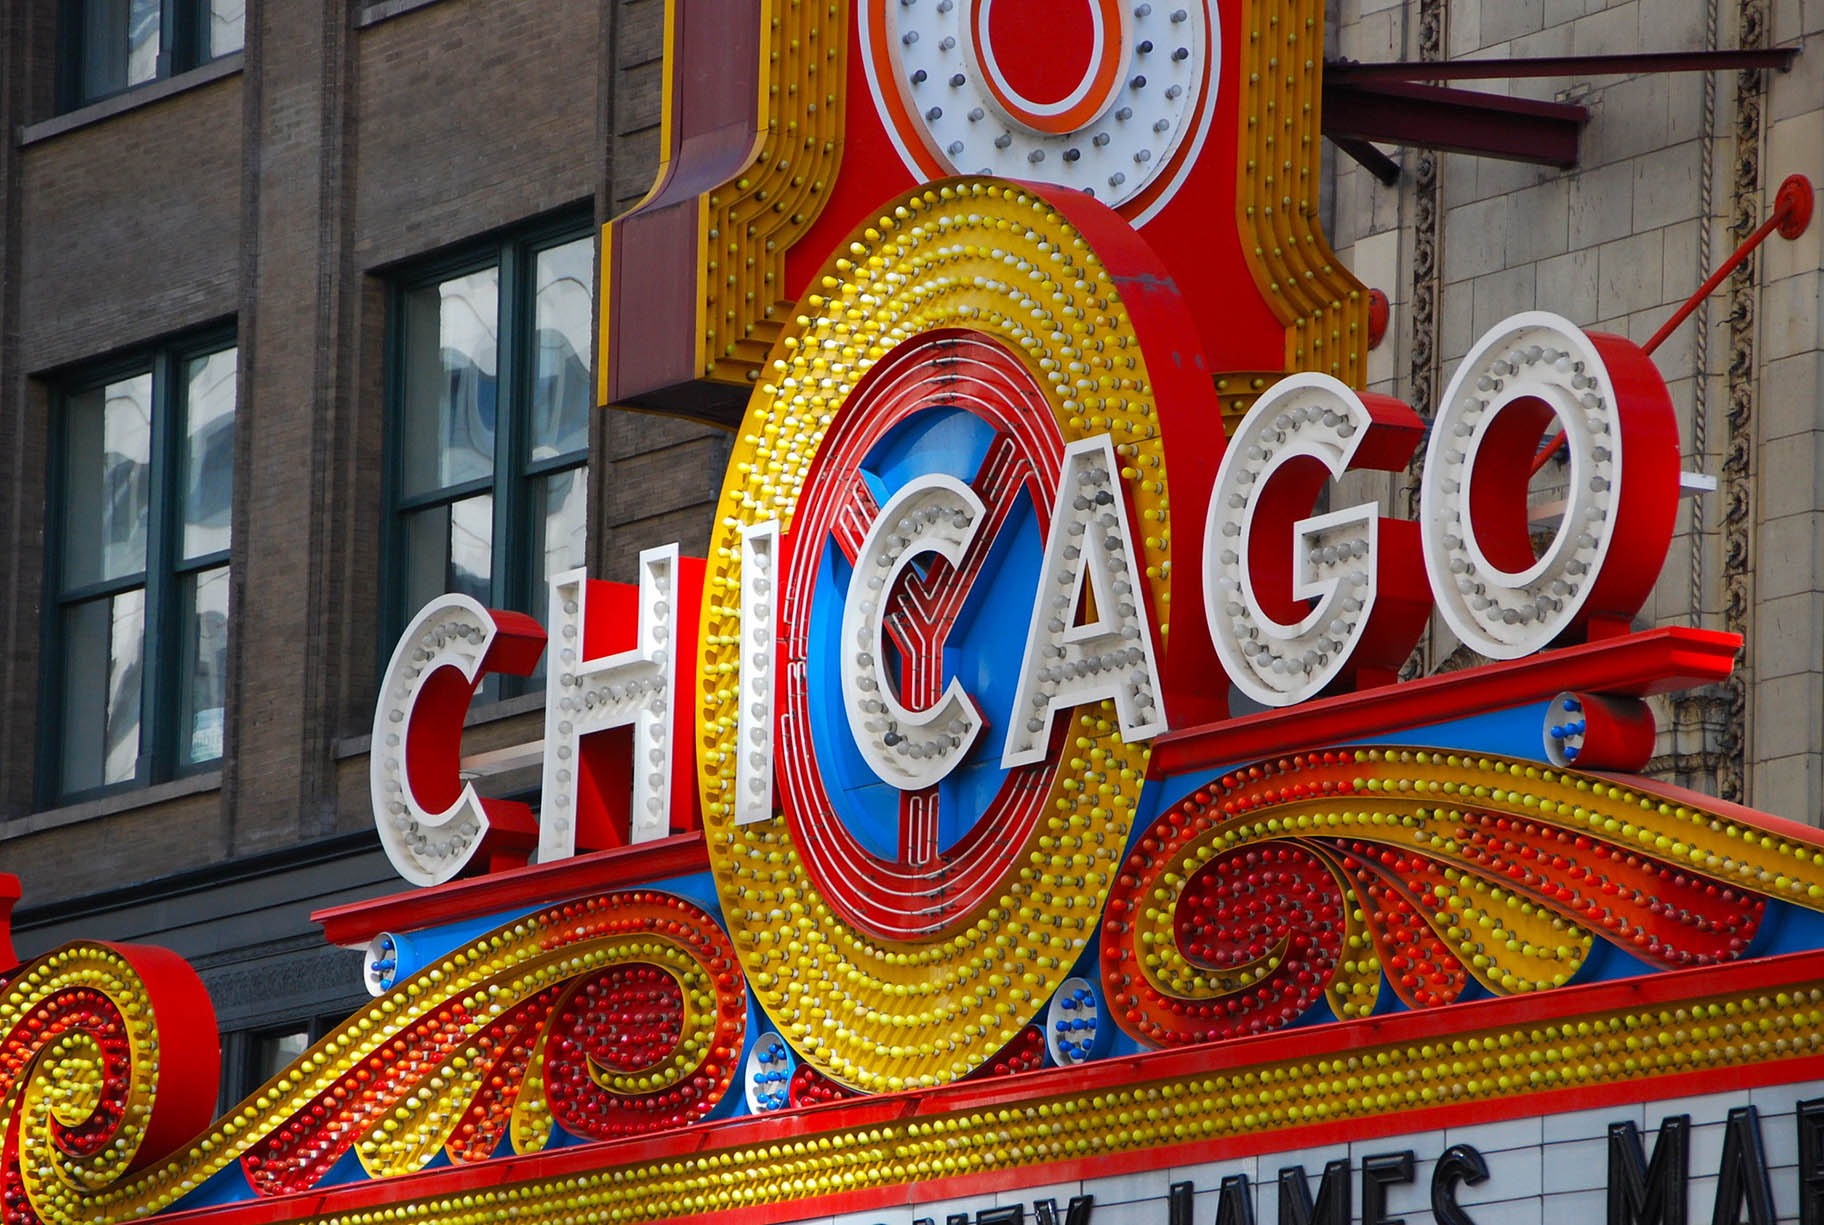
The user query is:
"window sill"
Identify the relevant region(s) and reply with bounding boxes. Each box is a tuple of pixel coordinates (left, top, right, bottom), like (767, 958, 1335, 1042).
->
(334, 688, 546, 760)
(6, 771, 223, 843)
(20, 55, 243, 147)
(357, 0, 450, 29)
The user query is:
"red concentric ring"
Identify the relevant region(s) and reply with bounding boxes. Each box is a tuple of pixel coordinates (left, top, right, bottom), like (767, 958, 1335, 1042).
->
(972, 0, 1128, 133)
(777, 330, 1065, 941)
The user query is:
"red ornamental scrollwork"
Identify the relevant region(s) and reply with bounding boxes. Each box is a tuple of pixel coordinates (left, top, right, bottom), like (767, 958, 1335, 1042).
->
(237, 987, 568, 1195)
(243, 891, 746, 1195)
(0, 893, 747, 1222)
(1103, 749, 1797, 1048)
(0, 944, 219, 1225)
(534, 958, 744, 1141)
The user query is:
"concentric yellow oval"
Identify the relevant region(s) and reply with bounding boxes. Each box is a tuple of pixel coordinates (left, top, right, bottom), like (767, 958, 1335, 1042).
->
(695, 176, 1201, 1091)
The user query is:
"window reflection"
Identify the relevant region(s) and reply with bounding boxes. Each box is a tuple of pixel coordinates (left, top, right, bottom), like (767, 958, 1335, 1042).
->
(207, 0, 244, 57)
(402, 495, 493, 619)
(53, 341, 234, 799)
(183, 350, 236, 561)
(63, 375, 152, 590)
(181, 566, 230, 765)
(66, 0, 243, 111)
(402, 269, 499, 498)
(78, 0, 161, 101)
(60, 590, 145, 793)
(391, 228, 594, 685)
(448, 495, 494, 603)
(535, 467, 588, 593)
(531, 238, 594, 461)
(252, 1030, 309, 1088)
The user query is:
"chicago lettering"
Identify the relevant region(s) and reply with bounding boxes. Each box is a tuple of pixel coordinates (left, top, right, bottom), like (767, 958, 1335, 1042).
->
(370, 310, 1684, 885)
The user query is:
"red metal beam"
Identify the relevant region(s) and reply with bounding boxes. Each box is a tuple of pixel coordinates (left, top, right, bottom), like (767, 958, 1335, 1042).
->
(1326, 46, 1798, 84)
(1148, 626, 1740, 779)
(1329, 134, 1403, 185)
(311, 832, 711, 947)
(1321, 80, 1588, 167)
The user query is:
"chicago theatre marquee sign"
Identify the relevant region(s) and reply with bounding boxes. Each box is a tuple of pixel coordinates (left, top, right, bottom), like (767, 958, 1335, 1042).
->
(4, 2, 1823, 1224)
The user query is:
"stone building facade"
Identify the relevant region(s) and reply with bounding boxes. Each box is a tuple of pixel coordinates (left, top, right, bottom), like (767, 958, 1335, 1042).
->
(1329, 0, 1824, 816)
(1, 0, 1819, 1101)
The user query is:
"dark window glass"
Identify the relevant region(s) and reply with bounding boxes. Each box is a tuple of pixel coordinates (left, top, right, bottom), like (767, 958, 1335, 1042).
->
(59, 589, 145, 791)
(77, 0, 161, 101)
(251, 1029, 309, 1085)
(47, 337, 236, 804)
(64, 0, 246, 110)
(387, 225, 593, 675)
(217, 1013, 349, 1117)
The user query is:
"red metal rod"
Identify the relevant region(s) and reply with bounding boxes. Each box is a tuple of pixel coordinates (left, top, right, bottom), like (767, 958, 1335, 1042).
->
(1639, 211, 1789, 358)
(1528, 174, 1815, 477)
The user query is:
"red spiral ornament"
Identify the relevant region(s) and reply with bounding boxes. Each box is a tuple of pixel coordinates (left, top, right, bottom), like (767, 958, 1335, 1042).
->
(0, 943, 218, 1225)
(1110, 841, 1348, 1045)
(541, 953, 742, 1139)
(1101, 749, 1786, 1049)
(438, 991, 560, 1165)
(2, 989, 133, 1225)
(240, 890, 746, 1195)
(1335, 846, 1467, 1010)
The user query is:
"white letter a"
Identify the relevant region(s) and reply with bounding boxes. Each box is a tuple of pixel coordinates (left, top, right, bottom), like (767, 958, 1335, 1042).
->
(1001, 435, 1166, 768)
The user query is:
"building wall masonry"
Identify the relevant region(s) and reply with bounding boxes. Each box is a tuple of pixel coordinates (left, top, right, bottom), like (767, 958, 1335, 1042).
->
(1330, 0, 1824, 822)
(0, 0, 720, 921)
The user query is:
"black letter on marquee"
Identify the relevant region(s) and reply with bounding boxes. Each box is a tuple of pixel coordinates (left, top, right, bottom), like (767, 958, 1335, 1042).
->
(1710, 1106, 1775, 1225)
(1430, 1137, 1488, 1225)
(1362, 1151, 1416, 1225)
(1033, 1195, 1093, 1225)
(1169, 1181, 1194, 1225)
(1214, 1173, 1256, 1225)
(1279, 1159, 1351, 1225)
(1800, 1099, 1824, 1225)
(1165, 1173, 1257, 1224)
(1610, 1115, 1690, 1225)
(975, 1208, 1023, 1225)
(1431, 1143, 1489, 1225)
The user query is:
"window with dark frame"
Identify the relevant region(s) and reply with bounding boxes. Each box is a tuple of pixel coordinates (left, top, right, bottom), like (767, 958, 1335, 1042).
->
(60, 0, 246, 111)
(385, 218, 594, 693)
(217, 1014, 350, 1118)
(43, 332, 236, 806)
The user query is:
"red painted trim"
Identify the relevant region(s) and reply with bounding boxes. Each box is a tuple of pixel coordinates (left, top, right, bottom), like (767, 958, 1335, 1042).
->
(1150, 626, 1741, 778)
(0, 873, 18, 975)
(154, 949, 1824, 1225)
(311, 834, 710, 947)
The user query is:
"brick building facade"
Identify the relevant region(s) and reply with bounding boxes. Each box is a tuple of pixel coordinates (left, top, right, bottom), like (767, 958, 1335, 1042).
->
(0, 0, 712, 1093)
(1, 0, 1820, 1105)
